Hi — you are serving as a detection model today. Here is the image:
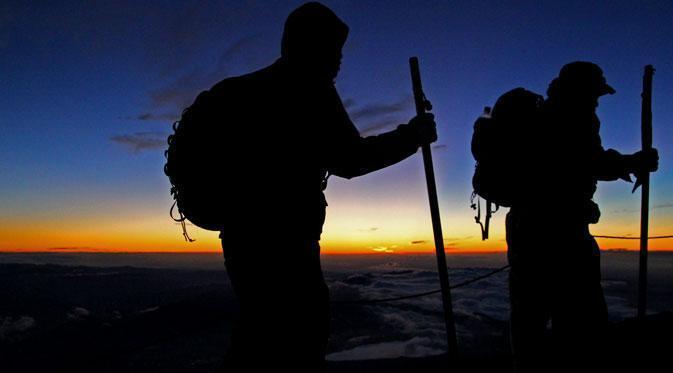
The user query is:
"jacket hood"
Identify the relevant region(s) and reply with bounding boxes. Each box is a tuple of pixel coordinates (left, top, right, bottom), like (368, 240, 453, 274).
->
(280, 2, 349, 61)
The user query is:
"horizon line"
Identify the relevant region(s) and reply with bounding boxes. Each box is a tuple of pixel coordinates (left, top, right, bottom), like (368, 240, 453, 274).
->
(1, 249, 673, 255)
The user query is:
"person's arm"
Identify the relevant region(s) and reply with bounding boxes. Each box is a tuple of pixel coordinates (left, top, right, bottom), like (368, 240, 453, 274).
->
(593, 148, 631, 181)
(591, 117, 658, 181)
(324, 89, 436, 179)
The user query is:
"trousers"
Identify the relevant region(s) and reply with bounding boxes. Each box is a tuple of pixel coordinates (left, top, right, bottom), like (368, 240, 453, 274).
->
(221, 237, 330, 370)
(506, 210, 608, 372)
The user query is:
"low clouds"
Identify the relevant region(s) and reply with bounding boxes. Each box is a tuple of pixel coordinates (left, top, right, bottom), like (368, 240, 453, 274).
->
(358, 227, 379, 233)
(409, 236, 473, 248)
(327, 257, 635, 361)
(327, 336, 444, 361)
(443, 236, 474, 249)
(602, 280, 636, 321)
(47, 246, 95, 251)
(139, 306, 160, 314)
(110, 131, 168, 153)
(372, 246, 395, 253)
(0, 316, 35, 342)
(67, 307, 91, 320)
(326, 259, 635, 360)
(328, 265, 508, 359)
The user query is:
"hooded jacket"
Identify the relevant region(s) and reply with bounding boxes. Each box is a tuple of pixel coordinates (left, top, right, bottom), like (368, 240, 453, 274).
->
(211, 3, 422, 241)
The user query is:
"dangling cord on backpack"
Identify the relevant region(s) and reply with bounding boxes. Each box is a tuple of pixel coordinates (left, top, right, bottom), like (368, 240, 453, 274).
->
(471, 192, 487, 240)
(471, 192, 499, 241)
(170, 200, 195, 242)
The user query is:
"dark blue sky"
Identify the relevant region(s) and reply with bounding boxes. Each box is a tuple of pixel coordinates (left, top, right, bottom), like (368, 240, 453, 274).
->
(1, 0, 672, 251)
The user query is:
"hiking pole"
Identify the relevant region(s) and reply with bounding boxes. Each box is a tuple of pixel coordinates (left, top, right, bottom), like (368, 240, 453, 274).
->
(409, 57, 458, 356)
(637, 65, 655, 320)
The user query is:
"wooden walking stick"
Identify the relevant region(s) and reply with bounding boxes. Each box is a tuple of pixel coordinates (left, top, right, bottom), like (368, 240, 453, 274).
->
(409, 57, 458, 355)
(637, 65, 655, 320)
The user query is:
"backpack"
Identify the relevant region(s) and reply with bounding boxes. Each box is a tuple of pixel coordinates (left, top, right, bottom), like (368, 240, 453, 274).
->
(470, 87, 543, 239)
(164, 87, 228, 242)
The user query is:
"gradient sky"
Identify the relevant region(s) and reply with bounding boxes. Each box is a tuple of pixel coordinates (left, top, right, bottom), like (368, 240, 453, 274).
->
(1, 0, 672, 254)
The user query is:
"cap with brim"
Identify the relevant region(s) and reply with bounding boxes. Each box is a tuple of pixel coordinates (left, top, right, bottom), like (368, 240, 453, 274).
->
(558, 61, 616, 96)
(598, 81, 616, 96)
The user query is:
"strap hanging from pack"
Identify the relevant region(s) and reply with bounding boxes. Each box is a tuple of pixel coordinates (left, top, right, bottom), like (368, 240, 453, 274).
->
(170, 199, 195, 242)
(471, 191, 498, 241)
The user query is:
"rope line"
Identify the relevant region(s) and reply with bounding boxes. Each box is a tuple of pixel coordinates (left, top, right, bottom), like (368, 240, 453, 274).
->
(332, 265, 510, 305)
(331, 233, 673, 305)
(594, 235, 673, 240)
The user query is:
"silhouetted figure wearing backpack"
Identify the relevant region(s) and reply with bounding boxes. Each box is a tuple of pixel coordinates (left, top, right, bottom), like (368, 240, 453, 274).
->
(506, 62, 658, 372)
(209, 3, 436, 370)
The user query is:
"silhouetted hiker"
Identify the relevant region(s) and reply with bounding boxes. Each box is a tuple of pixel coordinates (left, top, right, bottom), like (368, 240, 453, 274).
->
(209, 2, 436, 370)
(505, 62, 658, 372)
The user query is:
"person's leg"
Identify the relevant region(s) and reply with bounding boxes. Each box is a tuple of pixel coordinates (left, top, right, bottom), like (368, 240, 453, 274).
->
(550, 231, 607, 370)
(222, 239, 330, 371)
(272, 240, 330, 369)
(509, 261, 552, 372)
(507, 212, 552, 372)
(222, 245, 274, 369)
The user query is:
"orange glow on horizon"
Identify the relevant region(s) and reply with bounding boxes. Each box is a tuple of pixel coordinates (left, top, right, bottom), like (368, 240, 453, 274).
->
(2, 243, 672, 254)
(2, 204, 672, 254)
